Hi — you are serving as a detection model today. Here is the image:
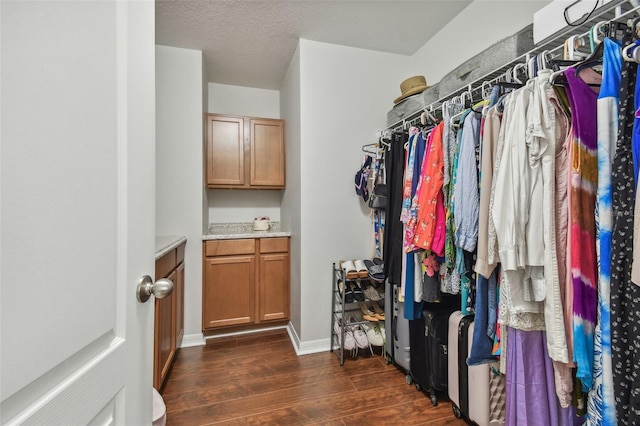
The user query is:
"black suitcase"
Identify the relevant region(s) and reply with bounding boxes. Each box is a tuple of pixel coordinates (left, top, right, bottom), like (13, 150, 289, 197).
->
(409, 300, 458, 406)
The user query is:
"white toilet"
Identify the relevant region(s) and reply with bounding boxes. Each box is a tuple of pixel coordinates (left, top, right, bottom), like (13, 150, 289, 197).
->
(152, 388, 167, 426)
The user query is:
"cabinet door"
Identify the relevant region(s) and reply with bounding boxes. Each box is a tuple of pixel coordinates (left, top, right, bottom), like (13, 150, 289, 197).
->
(206, 115, 245, 187)
(258, 253, 290, 321)
(203, 255, 255, 328)
(174, 261, 185, 348)
(250, 119, 285, 187)
(154, 270, 176, 390)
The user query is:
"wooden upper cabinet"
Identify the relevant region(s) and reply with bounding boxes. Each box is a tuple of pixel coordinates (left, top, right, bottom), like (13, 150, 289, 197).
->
(205, 114, 285, 189)
(250, 119, 285, 187)
(206, 115, 245, 186)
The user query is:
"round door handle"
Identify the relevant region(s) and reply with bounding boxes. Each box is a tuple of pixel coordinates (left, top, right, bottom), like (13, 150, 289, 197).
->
(136, 275, 174, 303)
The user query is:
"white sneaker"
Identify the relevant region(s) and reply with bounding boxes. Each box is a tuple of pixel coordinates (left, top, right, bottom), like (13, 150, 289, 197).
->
(361, 322, 384, 347)
(334, 318, 356, 350)
(351, 324, 370, 349)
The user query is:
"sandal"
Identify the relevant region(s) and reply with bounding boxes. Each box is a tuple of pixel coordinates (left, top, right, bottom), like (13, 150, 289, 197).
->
(370, 300, 385, 321)
(358, 302, 378, 321)
(338, 279, 354, 303)
(362, 282, 383, 301)
(364, 258, 384, 282)
(350, 282, 365, 302)
(353, 259, 369, 278)
(340, 260, 359, 280)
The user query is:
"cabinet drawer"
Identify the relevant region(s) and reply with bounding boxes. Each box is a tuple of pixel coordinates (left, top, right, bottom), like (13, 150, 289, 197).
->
(205, 239, 255, 256)
(156, 250, 177, 279)
(260, 237, 289, 253)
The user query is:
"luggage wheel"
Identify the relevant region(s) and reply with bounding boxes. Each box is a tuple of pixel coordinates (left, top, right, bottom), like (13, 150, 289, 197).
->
(429, 394, 438, 406)
(452, 403, 462, 418)
(405, 374, 412, 385)
(385, 354, 393, 365)
(414, 382, 421, 391)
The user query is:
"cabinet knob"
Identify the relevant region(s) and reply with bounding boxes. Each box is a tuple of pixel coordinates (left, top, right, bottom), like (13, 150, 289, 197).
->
(136, 275, 174, 303)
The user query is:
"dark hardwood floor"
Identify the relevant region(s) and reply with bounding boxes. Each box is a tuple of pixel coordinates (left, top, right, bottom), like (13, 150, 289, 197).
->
(161, 328, 468, 425)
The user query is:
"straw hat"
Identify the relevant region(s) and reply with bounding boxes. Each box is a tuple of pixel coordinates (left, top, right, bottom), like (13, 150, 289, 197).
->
(393, 75, 429, 105)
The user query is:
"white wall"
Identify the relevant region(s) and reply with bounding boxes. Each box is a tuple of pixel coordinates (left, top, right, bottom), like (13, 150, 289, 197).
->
(207, 83, 283, 224)
(207, 191, 282, 223)
(208, 83, 280, 118)
(409, 1, 550, 85)
(156, 45, 204, 343)
(280, 44, 302, 340)
(289, 2, 548, 348)
(296, 39, 411, 344)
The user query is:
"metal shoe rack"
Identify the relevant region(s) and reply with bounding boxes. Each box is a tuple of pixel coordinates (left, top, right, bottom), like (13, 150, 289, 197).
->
(330, 262, 378, 365)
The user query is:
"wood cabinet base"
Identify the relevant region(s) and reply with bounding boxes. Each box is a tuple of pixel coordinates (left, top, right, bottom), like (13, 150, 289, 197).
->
(154, 241, 185, 391)
(202, 237, 290, 331)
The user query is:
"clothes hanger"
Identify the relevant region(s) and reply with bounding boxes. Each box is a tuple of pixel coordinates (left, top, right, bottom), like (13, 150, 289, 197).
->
(512, 63, 526, 84)
(481, 81, 492, 100)
(574, 37, 604, 77)
(622, 41, 640, 62)
(378, 129, 391, 149)
(449, 91, 473, 127)
(361, 143, 378, 156)
(527, 56, 538, 79)
(592, 21, 608, 45)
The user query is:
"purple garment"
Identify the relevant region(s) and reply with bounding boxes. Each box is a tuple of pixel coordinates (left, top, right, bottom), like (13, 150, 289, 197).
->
(564, 67, 600, 390)
(505, 328, 559, 426)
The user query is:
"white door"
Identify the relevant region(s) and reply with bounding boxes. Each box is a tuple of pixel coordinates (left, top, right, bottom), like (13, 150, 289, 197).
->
(1, 1, 156, 424)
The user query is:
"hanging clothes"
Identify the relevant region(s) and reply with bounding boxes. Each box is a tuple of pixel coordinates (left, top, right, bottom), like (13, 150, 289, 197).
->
(505, 328, 559, 426)
(475, 98, 503, 279)
(564, 66, 601, 392)
(442, 101, 464, 294)
(586, 37, 622, 426)
(383, 131, 407, 285)
(610, 55, 640, 426)
(410, 122, 445, 252)
(547, 79, 576, 410)
(454, 110, 482, 252)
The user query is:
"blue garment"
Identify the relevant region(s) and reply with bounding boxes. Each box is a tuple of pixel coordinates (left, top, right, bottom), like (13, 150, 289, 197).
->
(412, 133, 426, 193)
(486, 269, 498, 340)
(587, 37, 622, 426)
(454, 111, 482, 252)
(633, 40, 640, 186)
(403, 253, 423, 319)
(467, 273, 498, 366)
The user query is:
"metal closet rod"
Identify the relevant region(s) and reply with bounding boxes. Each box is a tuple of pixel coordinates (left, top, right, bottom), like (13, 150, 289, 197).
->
(387, 0, 640, 133)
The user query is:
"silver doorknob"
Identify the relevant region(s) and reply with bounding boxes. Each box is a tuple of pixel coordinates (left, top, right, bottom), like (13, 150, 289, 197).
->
(136, 275, 174, 303)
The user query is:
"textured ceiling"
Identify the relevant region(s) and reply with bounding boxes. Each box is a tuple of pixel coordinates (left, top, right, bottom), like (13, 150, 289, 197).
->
(155, 1, 473, 89)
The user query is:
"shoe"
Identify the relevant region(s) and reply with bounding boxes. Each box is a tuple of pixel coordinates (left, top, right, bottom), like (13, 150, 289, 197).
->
(358, 302, 378, 321)
(338, 279, 354, 303)
(370, 300, 385, 321)
(353, 259, 369, 278)
(364, 258, 384, 282)
(361, 322, 384, 347)
(362, 282, 383, 301)
(348, 317, 369, 349)
(340, 260, 359, 280)
(334, 318, 356, 350)
(350, 282, 365, 302)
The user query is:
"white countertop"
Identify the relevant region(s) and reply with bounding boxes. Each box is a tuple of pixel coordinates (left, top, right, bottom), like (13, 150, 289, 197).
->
(202, 222, 291, 240)
(155, 235, 187, 259)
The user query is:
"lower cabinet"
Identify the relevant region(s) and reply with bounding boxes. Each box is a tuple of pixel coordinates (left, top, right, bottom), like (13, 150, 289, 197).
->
(203, 237, 290, 331)
(154, 241, 185, 391)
